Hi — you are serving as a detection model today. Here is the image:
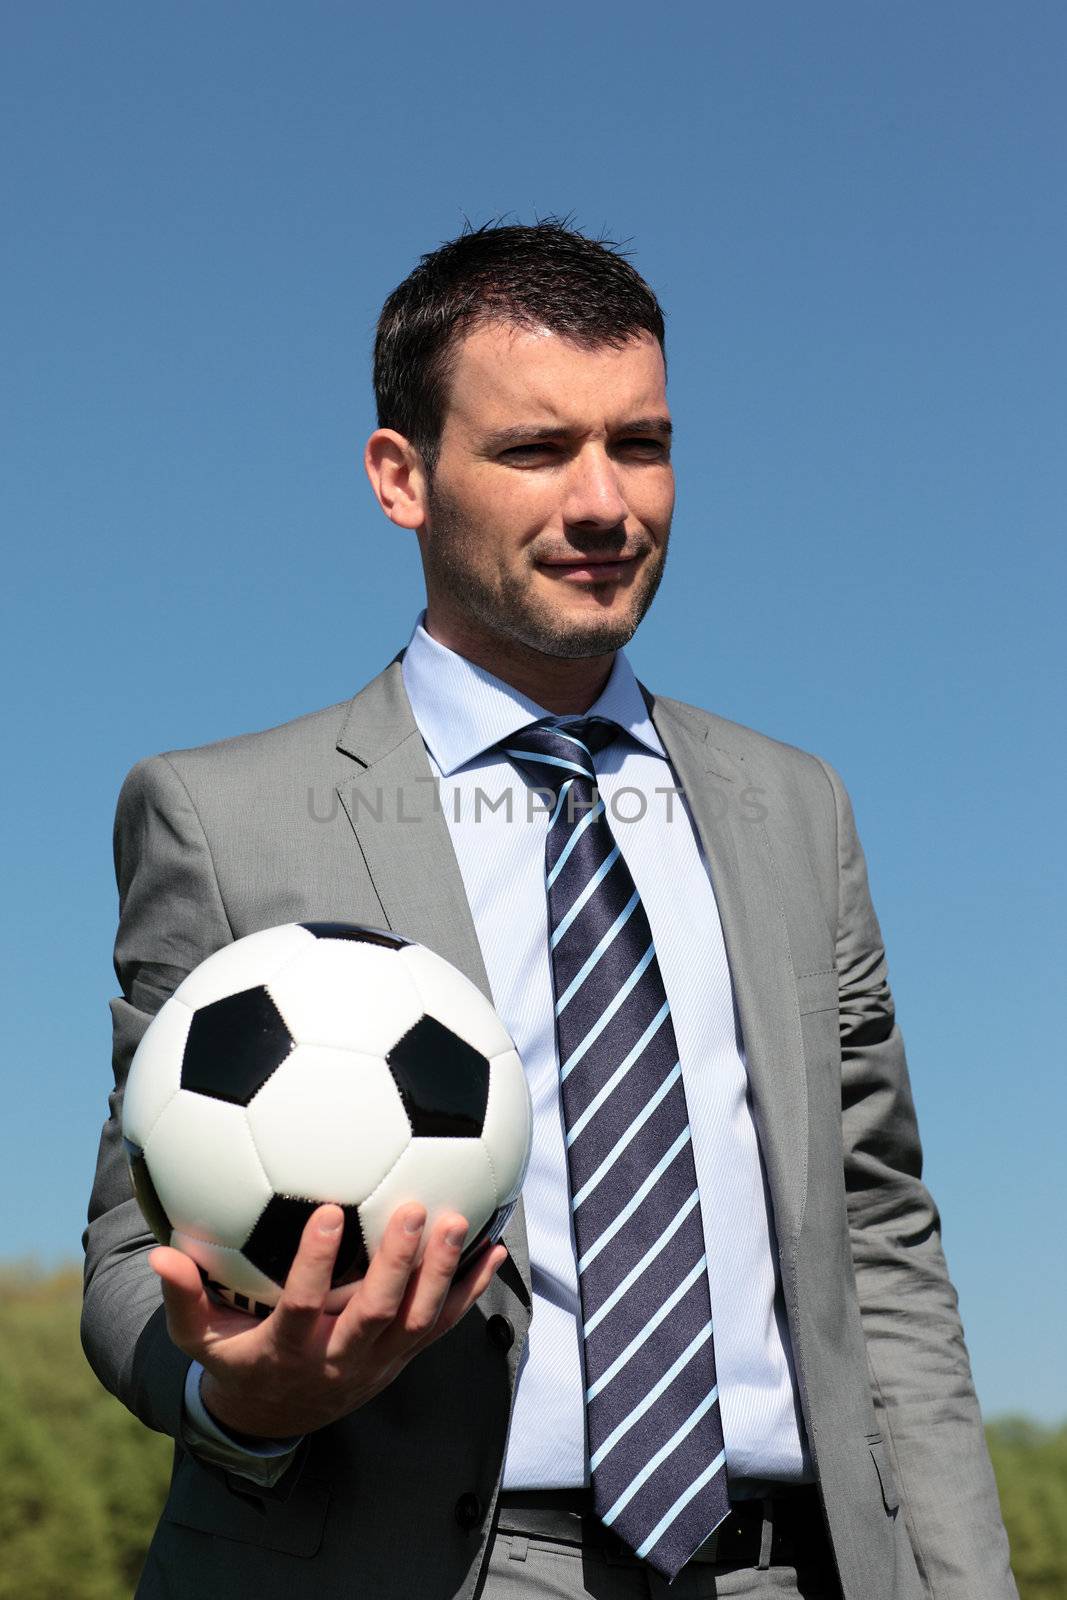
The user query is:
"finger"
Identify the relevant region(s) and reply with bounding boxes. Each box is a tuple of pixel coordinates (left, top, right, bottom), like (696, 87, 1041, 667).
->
(421, 1243, 508, 1347)
(151, 1244, 204, 1295)
(391, 1211, 470, 1343)
(150, 1247, 260, 1349)
(150, 1246, 215, 1351)
(331, 1204, 426, 1351)
(269, 1204, 345, 1354)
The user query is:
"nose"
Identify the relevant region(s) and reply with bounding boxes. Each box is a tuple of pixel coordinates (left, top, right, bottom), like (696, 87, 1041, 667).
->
(562, 445, 629, 531)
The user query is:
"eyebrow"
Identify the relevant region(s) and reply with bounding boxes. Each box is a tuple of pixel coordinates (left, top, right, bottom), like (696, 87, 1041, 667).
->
(481, 416, 673, 451)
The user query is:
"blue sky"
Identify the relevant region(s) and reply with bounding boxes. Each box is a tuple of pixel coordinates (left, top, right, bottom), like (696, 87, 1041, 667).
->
(3, 2, 1064, 1422)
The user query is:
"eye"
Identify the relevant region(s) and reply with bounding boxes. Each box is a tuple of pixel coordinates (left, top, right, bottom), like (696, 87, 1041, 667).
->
(617, 437, 670, 459)
(500, 442, 561, 463)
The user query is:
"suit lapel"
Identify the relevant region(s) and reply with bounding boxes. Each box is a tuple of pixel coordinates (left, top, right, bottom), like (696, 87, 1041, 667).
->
(650, 695, 810, 1264)
(334, 659, 531, 1296)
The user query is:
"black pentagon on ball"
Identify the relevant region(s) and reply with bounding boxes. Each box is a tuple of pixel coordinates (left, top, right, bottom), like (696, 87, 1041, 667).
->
(244, 1195, 370, 1290)
(300, 921, 410, 949)
(181, 986, 295, 1105)
(124, 1138, 172, 1245)
(386, 1014, 490, 1138)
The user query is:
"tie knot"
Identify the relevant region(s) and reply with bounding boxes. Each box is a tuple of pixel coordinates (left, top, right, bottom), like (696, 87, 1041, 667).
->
(500, 717, 617, 794)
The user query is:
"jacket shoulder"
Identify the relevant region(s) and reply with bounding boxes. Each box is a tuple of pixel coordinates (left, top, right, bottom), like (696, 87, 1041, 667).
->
(170, 696, 355, 770)
(113, 696, 366, 845)
(147, 654, 409, 790)
(651, 691, 839, 792)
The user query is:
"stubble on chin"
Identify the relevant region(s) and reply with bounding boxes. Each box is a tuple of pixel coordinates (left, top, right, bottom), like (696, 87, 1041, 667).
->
(492, 569, 663, 659)
(424, 493, 668, 661)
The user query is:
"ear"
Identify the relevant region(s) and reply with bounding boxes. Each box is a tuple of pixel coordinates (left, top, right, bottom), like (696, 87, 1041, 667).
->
(364, 429, 429, 529)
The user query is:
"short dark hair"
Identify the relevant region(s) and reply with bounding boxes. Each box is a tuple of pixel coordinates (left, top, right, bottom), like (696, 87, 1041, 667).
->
(373, 219, 666, 473)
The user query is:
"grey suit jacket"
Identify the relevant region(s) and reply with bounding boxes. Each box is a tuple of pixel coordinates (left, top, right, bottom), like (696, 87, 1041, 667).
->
(82, 659, 1016, 1599)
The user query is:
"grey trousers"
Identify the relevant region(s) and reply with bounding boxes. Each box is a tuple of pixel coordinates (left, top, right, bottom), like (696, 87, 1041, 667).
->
(479, 1527, 843, 1600)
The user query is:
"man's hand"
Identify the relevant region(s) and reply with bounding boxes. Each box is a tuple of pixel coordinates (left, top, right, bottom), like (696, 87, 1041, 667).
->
(150, 1203, 507, 1440)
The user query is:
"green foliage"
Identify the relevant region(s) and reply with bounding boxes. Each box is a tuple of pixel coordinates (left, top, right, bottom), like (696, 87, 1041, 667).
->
(0, 1264, 170, 1597)
(0, 1264, 1063, 1596)
(987, 1417, 1067, 1600)
(0, 1371, 113, 1600)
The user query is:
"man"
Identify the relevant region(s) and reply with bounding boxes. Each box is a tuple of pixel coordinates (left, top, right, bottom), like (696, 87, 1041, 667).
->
(82, 221, 1016, 1599)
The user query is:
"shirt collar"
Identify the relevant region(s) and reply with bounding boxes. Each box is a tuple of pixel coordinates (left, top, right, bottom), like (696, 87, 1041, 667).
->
(401, 613, 665, 777)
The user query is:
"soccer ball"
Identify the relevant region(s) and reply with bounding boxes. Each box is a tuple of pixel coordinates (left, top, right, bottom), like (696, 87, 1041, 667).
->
(122, 922, 532, 1316)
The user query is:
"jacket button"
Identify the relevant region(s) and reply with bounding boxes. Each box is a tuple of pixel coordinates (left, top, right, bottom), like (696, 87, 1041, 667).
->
(486, 1314, 515, 1352)
(454, 1492, 483, 1531)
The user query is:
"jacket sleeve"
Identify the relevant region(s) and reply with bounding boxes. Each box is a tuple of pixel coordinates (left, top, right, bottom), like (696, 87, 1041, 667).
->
(181, 1361, 301, 1484)
(822, 758, 1017, 1600)
(81, 753, 234, 1438)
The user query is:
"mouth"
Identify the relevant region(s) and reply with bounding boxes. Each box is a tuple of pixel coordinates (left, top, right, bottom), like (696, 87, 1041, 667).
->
(536, 553, 641, 583)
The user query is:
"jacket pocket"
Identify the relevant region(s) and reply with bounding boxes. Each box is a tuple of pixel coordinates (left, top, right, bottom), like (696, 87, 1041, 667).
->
(867, 1434, 900, 1514)
(163, 1455, 330, 1557)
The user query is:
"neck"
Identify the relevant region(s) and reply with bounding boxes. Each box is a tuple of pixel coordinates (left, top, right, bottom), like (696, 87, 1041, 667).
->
(422, 609, 615, 714)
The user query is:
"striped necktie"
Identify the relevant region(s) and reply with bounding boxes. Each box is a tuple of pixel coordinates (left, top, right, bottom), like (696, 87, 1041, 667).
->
(501, 716, 731, 1580)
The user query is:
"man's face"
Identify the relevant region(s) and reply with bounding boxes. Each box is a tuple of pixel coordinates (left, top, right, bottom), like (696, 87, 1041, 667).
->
(420, 322, 674, 660)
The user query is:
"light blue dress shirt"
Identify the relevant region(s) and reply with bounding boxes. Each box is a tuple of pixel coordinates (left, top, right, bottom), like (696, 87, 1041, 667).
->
(183, 618, 811, 1492)
(401, 620, 810, 1492)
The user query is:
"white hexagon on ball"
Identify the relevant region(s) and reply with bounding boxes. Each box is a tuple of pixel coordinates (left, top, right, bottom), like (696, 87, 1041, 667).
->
(247, 1043, 411, 1205)
(144, 1090, 272, 1249)
(123, 996, 192, 1148)
(359, 1138, 498, 1261)
(266, 939, 423, 1054)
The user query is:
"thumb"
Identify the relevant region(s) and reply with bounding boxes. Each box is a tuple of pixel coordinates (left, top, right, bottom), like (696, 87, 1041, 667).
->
(150, 1246, 214, 1352)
